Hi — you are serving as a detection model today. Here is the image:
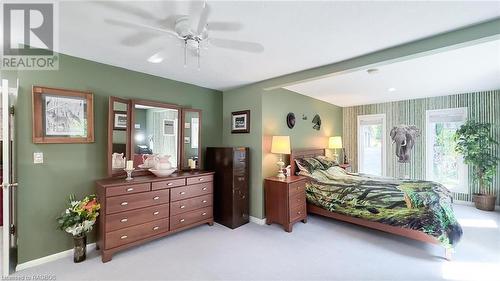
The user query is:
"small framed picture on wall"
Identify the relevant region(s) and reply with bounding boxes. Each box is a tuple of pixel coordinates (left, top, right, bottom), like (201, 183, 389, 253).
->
(231, 110, 250, 134)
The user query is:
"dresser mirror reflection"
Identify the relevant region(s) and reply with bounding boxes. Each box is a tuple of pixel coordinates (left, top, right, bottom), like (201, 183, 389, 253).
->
(181, 109, 201, 170)
(107, 97, 203, 177)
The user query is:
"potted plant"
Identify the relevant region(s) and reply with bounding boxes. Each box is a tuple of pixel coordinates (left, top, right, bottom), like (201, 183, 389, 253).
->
(57, 195, 100, 262)
(454, 120, 499, 211)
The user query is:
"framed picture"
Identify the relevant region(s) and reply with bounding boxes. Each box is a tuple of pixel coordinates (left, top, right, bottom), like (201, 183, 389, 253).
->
(113, 111, 127, 130)
(32, 86, 94, 143)
(231, 110, 250, 134)
(163, 119, 175, 136)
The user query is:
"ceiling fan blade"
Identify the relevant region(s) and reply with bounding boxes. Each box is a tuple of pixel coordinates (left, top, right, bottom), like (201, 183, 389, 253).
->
(122, 32, 159, 47)
(197, 2, 211, 34)
(188, 1, 210, 34)
(104, 19, 180, 39)
(210, 38, 264, 53)
(207, 22, 242, 31)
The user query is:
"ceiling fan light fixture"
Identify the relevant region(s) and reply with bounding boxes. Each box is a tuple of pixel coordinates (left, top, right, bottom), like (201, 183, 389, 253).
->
(388, 87, 396, 92)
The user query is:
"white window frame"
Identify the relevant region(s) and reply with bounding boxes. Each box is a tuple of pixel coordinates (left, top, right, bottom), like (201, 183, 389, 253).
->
(357, 114, 387, 176)
(425, 107, 468, 193)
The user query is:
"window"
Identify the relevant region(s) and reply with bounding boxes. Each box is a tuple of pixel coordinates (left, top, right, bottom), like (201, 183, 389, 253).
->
(357, 114, 386, 176)
(425, 108, 468, 193)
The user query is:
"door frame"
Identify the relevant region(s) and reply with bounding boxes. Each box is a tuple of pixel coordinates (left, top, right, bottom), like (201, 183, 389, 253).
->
(357, 113, 387, 176)
(2, 78, 18, 275)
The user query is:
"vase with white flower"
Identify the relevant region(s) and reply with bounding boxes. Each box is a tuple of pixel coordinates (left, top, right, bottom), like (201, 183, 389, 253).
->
(57, 194, 100, 263)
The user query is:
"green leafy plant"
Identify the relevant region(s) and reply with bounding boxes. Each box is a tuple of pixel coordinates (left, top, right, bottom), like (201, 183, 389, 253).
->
(454, 120, 499, 195)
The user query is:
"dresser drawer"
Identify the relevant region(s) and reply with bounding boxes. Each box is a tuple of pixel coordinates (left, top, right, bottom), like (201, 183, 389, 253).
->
(186, 174, 213, 185)
(170, 207, 212, 230)
(289, 202, 306, 222)
(105, 218, 169, 249)
(151, 179, 185, 190)
(170, 194, 212, 216)
(170, 182, 213, 202)
(106, 183, 150, 197)
(288, 181, 305, 197)
(106, 203, 169, 232)
(106, 189, 170, 214)
(289, 191, 306, 209)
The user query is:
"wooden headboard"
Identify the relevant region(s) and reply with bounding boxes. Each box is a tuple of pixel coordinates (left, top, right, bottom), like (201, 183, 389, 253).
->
(290, 148, 326, 175)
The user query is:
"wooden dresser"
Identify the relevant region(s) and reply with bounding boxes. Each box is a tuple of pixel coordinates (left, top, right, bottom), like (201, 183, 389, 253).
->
(96, 171, 214, 262)
(264, 176, 307, 232)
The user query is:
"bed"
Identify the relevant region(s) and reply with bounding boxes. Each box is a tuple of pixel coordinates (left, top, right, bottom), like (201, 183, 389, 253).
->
(290, 148, 463, 259)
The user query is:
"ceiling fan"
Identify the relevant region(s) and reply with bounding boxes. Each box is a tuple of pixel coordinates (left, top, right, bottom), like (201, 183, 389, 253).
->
(103, 0, 264, 69)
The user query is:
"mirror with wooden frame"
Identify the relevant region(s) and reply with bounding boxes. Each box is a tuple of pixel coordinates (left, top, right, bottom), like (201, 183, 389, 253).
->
(107, 97, 130, 177)
(181, 109, 202, 170)
(130, 99, 181, 174)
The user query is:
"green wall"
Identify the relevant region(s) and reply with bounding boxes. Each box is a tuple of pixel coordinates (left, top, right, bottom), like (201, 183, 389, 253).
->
(222, 86, 343, 219)
(222, 84, 264, 218)
(262, 88, 343, 180)
(12, 53, 222, 263)
(343, 90, 500, 205)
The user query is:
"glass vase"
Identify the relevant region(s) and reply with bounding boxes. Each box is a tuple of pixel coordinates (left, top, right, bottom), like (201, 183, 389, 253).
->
(73, 234, 87, 263)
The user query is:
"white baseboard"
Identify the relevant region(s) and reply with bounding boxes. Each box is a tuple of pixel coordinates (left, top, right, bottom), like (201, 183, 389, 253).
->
(249, 216, 266, 225)
(16, 243, 96, 272)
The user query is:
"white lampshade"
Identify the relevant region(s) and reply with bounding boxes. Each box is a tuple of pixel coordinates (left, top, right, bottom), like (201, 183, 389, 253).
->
(329, 136, 343, 149)
(271, 136, 291, 155)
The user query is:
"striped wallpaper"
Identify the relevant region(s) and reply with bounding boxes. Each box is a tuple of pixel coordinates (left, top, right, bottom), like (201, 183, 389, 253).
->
(343, 90, 500, 205)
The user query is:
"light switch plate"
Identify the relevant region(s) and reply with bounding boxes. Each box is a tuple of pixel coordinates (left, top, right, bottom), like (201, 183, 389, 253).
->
(33, 152, 44, 164)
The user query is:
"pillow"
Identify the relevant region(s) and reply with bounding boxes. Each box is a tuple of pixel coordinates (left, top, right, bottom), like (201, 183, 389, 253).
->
(314, 155, 339, 169)
(295, 157, 326, 174)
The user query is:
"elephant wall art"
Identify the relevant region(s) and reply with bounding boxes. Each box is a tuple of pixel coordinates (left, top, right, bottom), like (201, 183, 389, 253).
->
(390, 125, 420, 163)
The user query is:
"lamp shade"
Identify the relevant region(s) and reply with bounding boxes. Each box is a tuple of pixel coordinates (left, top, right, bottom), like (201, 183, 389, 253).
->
(271, 136, 291, 154)
(329, 136, 343, 149)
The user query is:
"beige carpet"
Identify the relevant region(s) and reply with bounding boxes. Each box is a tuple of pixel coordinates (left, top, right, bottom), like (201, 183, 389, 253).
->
(12, 204, 500, 281)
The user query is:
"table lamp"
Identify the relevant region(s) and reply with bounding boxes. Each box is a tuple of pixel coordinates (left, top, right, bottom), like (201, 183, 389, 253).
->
(271, 136, 291, 179)
(329, 136, 343, 162)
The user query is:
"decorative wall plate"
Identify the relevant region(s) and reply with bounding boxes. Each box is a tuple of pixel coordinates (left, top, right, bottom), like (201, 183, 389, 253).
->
(312, 114, 321, 130)
(286, 112, 295, 129)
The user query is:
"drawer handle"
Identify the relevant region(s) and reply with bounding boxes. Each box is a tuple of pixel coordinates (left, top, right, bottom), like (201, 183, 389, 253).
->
(180, 219, 185, 222)
(153, 196, 160, 200)
(202, 200, 207, 203)
(180, 191, 186, 195)
(298, 211, 302, 215)
(126, 188, 134, 192)
(198, 178, 204, 181)
(120, 202, 128, 206)
(152, 226, 159, 231)
(167, 182, 173, 186)
(120, 218, 128, 223)
(202, 212, 207, 216)
(180, 205, 186, 209)
(153, 211, 160, 215)
(120, 235, 128, 239)
(202, 187, 207, 191)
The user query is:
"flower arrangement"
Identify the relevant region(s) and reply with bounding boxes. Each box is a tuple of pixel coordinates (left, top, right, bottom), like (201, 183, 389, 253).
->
(57, 195, 100, 237)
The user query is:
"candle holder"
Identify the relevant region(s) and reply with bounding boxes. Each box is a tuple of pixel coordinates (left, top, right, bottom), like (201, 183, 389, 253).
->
(124, 168, 135, 181)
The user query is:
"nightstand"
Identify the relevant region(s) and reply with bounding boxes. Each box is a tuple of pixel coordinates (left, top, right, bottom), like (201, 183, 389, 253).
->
(264, 176, 307, 232)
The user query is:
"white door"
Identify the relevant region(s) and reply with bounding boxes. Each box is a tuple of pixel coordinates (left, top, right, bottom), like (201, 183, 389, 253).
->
(357, 114, 387, 176)
(1, 79, 18, 276)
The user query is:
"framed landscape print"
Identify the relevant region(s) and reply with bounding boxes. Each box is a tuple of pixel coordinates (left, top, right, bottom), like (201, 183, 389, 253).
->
(32, 86, 94, 143)
(113, 111, 128, 130)
(231, 110, 250, 134)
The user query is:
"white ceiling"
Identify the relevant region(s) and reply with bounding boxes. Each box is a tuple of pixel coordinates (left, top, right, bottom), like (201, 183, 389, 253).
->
(53, 1, 500, 90)
(285, 39, 500, 107)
